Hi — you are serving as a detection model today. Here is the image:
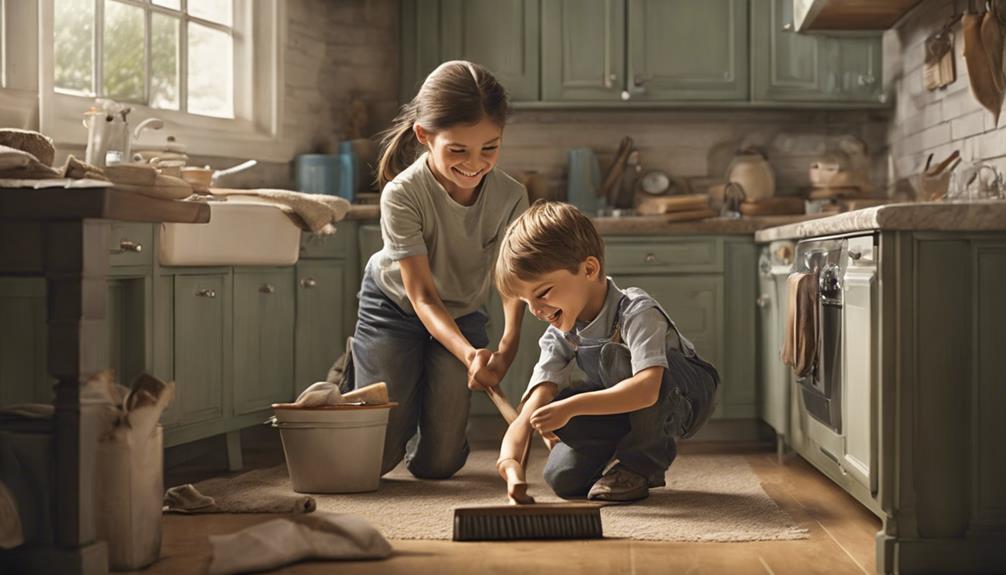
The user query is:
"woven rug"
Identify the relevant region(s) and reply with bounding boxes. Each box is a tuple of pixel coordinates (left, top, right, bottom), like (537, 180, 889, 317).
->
(191, 448, 808, 542)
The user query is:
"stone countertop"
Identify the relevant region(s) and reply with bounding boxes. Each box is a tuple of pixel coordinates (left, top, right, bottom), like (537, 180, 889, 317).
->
(345, 204, 821, 235)
(754, 201, 1006, 243)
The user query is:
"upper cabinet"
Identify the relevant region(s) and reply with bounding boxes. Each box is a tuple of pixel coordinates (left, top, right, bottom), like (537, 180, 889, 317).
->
(625, 0, 749, 101)
(793, 0, 924, 32)
(401, 0, 886, 107)
(541, 0, 625, 101)
(752, 0, 884, 103)
(400, 0, 540, 102)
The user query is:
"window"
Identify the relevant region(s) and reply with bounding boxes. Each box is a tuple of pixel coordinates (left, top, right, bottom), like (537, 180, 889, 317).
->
(54, 0, 235, 118)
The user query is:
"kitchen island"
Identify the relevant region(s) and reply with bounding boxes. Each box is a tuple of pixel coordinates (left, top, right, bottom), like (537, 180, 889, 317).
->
(755, 201, 1006, 574)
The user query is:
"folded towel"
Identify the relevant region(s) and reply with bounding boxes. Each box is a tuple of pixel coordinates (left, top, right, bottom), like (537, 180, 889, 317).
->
(281, 381, 390, 408)
(0, 145, 61, 180)
(208, 513, 391, 575)
(780, 272, 818, 377)
(0, 129, 55, 167)
(211, 188, 351, 234)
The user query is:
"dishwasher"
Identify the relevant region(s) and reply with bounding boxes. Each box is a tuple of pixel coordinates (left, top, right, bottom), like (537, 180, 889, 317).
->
(757, 239, 795, 460)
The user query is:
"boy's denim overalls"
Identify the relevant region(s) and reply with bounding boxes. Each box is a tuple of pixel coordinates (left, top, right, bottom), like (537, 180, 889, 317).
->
(543, 289, 720, 499)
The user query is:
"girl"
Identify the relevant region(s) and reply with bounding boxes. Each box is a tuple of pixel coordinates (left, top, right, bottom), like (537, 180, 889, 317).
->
(351, 61, 529, 479)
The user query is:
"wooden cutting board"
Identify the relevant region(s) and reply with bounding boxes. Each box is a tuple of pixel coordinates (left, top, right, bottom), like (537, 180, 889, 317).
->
(739, 197, 805, 216)
(665, 208, 718, 222)
(638, 194, 710, 215)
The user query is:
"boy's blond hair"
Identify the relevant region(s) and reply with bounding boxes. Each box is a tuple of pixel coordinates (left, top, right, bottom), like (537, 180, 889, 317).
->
(495, 200, 604, 298)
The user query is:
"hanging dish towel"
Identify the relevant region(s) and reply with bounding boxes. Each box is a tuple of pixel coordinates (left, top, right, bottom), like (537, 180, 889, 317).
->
(781, 272, 818, 378)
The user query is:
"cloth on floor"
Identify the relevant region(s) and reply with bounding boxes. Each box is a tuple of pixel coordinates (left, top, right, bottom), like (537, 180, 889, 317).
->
(781, 272, 819, 377)
(208, 512, 391, 575)
(0, 144, 61, 180)
(163, 482, 316, 515)
(211, 188, 350, 234)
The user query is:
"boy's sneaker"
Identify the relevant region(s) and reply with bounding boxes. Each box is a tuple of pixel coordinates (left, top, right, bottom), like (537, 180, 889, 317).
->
(587, 464, 649, 502)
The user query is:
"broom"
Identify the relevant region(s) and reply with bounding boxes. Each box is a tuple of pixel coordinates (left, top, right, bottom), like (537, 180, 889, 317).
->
(451, 387, 603, 541)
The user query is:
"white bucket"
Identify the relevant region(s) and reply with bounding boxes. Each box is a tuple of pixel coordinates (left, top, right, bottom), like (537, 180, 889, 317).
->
(271, 403, 395, 494)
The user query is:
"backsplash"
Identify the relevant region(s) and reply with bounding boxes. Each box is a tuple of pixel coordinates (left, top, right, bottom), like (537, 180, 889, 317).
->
(887, 0, 1006, 181)
(498, 108, 889, 200)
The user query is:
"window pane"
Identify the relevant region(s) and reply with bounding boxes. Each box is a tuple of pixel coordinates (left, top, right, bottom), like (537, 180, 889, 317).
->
(188, 0, 232, 26)
(152, 0, 181, 10)
(150, 14, 179, 109)
(103, 0, 145, 102)
(54, 0, 95, 93)
(187, 23, 232, 118)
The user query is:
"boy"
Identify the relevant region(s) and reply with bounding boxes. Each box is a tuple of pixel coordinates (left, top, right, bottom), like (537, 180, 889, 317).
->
(494, 201, 720, 502)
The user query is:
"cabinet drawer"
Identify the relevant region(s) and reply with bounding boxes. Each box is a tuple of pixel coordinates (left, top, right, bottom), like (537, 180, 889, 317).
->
(604, 239, 722, 274)
(109, 223, 153, 267)
(299, 228, 355, 259)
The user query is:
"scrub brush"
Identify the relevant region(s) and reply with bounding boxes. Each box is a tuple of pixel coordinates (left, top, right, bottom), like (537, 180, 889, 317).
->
(453, 390, 604, 541)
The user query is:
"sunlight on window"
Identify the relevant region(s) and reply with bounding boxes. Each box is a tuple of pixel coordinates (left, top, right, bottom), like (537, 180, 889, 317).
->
(151, 13, 180, 110)
(187, 22, 233, 118)
(103, 0, 144, 103)
(54, 0, 94, 94)
(152, 0, 181, 9)
(188, 0, 232, 27)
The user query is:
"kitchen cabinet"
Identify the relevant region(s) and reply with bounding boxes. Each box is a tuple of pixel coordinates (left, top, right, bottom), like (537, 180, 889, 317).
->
(232, 269, 295, 415)
(172, 273, 229, 428)
(752, 0, 884, 103)
(294, 262, 347, 395)
(841, 235, 876, 493)
(400, 0, 540, 102)
(541, 0, 625, 101)
(0, 278, 50, 405)
(625, 0, 749, 101)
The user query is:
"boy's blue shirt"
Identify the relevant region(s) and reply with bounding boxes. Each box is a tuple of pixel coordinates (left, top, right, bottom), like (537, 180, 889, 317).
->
(522, 277, 696, 403)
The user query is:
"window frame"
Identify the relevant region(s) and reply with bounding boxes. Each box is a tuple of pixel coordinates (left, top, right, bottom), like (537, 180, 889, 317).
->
(39, 0, 292, 162)
(0, 0, 40, 129)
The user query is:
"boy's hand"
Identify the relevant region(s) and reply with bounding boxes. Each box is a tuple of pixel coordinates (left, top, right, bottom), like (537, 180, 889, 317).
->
(529, 400, 574, 433)
(541, 430, 561, 450)
(466, 348, 508, 390)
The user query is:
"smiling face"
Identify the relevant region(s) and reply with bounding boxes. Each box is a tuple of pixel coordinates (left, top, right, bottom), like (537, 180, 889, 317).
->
(509, 257, 607, 333)
(414, 116, 502, 200)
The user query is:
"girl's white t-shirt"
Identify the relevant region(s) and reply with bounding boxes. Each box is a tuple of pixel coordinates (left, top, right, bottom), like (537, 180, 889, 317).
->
(369, 152, 528, 318)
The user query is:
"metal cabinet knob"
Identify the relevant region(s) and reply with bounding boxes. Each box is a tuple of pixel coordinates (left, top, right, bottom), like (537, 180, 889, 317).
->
(111, 239, 143, 254)
(620, 90, 631, 101)
(259, 284, 276, 294)
(857, 74, 876, 86)
(782, 22, 793, 31)
(195, 289, 216, 298)
(756, 295, 771, 308)
(644, 253, 657, 263)
(299, 277, 318, 289)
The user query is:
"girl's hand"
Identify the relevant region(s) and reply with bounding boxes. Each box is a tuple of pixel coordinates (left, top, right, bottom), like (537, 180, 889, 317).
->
(540, 430, 561, 450)
(466, 348, 508, 390)
(529, 400, 574, 433)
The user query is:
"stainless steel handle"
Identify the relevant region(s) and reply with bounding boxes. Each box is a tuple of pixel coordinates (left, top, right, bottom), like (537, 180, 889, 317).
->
(299, 277, 318, 289)
(782, 22, 793, 31)
(111, 239, 143, 254)
(644, 253, 657, 264)
(259, 283, 276, 294)
(756, 295, 771, 308)
(195, 289, 216, 298)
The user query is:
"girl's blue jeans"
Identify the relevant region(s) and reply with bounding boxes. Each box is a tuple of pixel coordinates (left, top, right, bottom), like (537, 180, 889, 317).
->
(350, 268, 488, 479)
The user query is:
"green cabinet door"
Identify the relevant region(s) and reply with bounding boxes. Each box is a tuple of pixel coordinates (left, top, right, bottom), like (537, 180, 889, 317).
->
(441, 0, 540, 101)
(401, 0, 540, 102)
(542, 0, 625, 101)
(294, 262, 346, 396)
(233, 269, 295, 415)
(0, 278, 50, 405)
(752, 0, 884, 103)
(626, 0, 748, 101)
(173, 274, 228, 426)
(102, 276, 151, 390)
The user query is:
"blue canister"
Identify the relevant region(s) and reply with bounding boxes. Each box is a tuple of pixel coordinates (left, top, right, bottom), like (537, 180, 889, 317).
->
(295, 154, 339, 195)
(566, 147, 602, 215)
(337, 142, 357, 203)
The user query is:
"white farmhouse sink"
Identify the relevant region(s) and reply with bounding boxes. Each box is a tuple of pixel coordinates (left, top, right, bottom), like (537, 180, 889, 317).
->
(159, 198, 302, 266)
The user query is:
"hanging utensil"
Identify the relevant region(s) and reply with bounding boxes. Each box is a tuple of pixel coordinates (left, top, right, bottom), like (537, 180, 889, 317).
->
(964, 10, 1004, 124)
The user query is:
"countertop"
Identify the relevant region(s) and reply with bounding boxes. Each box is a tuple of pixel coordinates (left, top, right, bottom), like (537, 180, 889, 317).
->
(345, 204, 821, 235)
(754, 201, 1006, 242)
(0, 186, 210, 223)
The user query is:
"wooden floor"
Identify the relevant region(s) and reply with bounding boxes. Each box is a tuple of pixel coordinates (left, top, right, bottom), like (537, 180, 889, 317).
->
(140, 430, 881, 575)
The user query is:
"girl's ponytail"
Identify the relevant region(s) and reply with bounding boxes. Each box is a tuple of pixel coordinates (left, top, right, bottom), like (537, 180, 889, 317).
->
(375, 61, 509, 189)
(376, 102, 419, 189)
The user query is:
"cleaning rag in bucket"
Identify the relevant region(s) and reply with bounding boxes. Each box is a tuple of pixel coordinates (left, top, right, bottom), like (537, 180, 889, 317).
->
(163, 482, 315, 514)
(780, 272, 819, 377)
(207, 512, 392, 575)
(288, 381, 389, 408)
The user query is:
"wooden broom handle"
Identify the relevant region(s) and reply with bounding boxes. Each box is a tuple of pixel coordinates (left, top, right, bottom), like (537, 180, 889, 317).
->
(485, 386, 551, 452)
